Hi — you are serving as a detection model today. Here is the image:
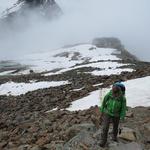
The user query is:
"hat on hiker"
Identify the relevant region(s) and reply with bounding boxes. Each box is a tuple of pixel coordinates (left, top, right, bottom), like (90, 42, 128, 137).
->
(114, 82, 125, 95)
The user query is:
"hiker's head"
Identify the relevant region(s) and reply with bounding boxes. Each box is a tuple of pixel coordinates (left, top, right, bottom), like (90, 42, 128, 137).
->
(112, 85, 121, 97)
(114, 82, 125, 95)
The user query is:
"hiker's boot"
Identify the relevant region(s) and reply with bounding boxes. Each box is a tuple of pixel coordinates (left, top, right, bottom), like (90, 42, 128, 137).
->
(99, 140, 106, 147)
(111, 135, 118, 142)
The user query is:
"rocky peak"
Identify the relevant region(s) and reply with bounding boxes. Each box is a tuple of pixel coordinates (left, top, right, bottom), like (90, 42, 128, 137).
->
(92, 37, 138, 61)
(92, 37, 124, 50)
(0, 0, 62, 28)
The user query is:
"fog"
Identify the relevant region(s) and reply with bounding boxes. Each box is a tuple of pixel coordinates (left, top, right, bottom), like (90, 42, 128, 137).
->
(0, 0, 150, 61)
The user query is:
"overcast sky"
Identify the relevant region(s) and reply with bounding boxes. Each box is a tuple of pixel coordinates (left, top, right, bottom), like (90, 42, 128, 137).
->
(0, 0, 150, 61)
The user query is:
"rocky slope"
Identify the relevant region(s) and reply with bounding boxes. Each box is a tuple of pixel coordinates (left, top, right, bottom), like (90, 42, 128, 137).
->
(0, 0, 62, 30)
(0, 38, 150, 149)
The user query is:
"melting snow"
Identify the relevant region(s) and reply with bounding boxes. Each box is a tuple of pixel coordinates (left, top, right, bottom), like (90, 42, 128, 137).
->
(1, 44, 133, 76)
(91, 68, 133, 76)
(0, 70, 16, 76)
(0, 80, 69, 96)
(45, 61, 133, 76)
(16, 44, 121, 73)
(67, 76, 150, 111)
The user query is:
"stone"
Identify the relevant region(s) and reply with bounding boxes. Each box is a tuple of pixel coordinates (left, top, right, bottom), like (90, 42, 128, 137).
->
(110, 142, 143, 150)
(91, 115, 101, 129)
(66, 123, 96, 140)
(0, 141, 7, 149)
(36, 136, 50, 146)
(118, 127, 136, 141)
(144, 123, 150, 132)
(45, 141, 64, 150)
(18, 144, 32, 150)
(63, 130, 95, 150)
(126, 111, 134, 118)
(30, 145, 42, 150)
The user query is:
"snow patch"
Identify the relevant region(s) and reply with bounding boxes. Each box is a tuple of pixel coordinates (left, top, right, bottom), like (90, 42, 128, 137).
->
(67, 76, 150, 111)
(45, 61, 133, 76)
(0, 80, 69, 96)
(67, 88, 109, 111)
(0, 70, 16, 76)
(72, 87, 84, 91)
(0, 0, 19, 16)
(91, 68, 134, 76)
(15, 44, 121, 74)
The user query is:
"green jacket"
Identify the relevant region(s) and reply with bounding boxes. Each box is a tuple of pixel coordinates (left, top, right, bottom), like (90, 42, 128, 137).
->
(100, 90, 126, 120)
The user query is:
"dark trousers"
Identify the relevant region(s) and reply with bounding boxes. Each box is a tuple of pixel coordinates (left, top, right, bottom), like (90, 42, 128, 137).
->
(100, 113, 120, 145)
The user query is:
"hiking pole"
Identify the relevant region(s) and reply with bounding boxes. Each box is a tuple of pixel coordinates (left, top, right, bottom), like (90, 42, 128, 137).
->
(99, 87, 104, 126)
(119, 121, 123, 135)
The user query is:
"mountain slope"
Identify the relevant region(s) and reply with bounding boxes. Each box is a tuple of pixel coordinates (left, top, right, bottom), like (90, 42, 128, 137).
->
(0, 44, 135, 76)
(0, 38, 150, 150)
(0, 0, 62, 30)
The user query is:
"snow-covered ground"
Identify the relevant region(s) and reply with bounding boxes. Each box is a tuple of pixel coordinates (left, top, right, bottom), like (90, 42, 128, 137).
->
(0, 70, 16, 76)
(67, 76, 150, 111)
(44, 61, 133, 76)
(90, 68, 133, 76)
(0, 0, 18, 16)
(0, 44, 133, 76)
(18, 44, 121, 73)
(0, 80, 69, 96)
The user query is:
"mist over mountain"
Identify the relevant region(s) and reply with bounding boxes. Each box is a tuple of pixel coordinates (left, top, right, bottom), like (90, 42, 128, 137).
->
(0, 0, 150, 61)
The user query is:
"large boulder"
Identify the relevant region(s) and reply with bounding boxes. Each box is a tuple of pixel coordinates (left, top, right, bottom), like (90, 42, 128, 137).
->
(63, 130, 98, 150)
(92, 37, 124, 50)
(92, 37, 138, 61)
(118, 127, 136, 141)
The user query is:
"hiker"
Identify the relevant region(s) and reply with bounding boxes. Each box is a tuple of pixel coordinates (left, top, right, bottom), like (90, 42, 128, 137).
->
(99, 83, 126, 147)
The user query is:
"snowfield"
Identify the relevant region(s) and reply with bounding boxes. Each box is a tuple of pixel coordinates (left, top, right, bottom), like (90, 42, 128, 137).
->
(18, 44, 121, 73)
(0, 70, 16, 76)
(0, 0, 19, 17)
(67, 76, 150, 110)
(0, 44, 134, 76)
(0, 80, 69, 96)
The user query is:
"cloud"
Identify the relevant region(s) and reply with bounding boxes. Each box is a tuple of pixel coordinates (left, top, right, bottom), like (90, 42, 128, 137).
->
(0, 0, 150, 61)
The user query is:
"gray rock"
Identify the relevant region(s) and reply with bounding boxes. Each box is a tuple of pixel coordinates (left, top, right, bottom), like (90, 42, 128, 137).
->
(92, 37, 124, 50)
(65, 123, 96, 140)
(126, 111, 134, 118)
(18, 144, 32, 150)
(69, 123, 96, 132)
(144, 123, 150, 132)
(118, 127, 136, 141)
(30, 145, 42, 150)
(110, 142, 143, 150)
(45, 142, 64, 150)
(63, 130, 96, 150)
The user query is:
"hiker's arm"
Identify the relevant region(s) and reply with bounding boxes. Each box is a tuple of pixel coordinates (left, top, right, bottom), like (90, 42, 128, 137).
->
(120, 97, 126, 120)
(99, 93, 109, 113)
